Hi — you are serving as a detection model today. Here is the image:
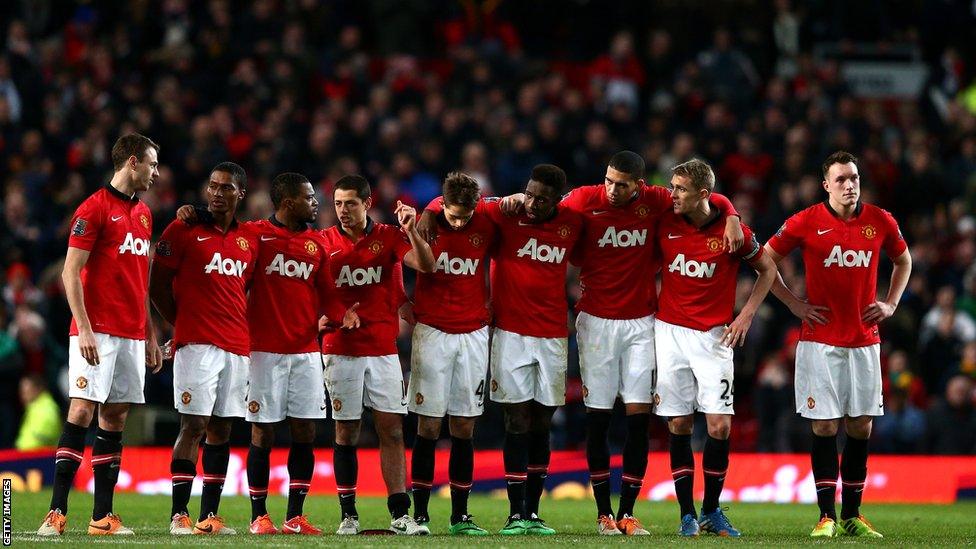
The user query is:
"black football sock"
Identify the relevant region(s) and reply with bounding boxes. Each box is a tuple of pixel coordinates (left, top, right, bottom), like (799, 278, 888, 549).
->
(701, 436, 730, 515)
(334, 443, 359, 519)
(91, 428, 123, 520)
(618, 413, 649, 518)
(669, 433, 696, 519)
(585, 411, 613, 518)
(388, 491, 411, 519)
(449, 436, 474, 524)
(840, 436, 869, 520)
(170, 458, 196, 517)
(811, 433, 839, 520)
(247, 444, 271, 520)
(503, 432, 529, 517)
(525, 430, 551, 517)
(199, 442, 230, 520)
(287, 442, 314, 520)
(411, 435, 436, 522)
(51, 421, 87, 514)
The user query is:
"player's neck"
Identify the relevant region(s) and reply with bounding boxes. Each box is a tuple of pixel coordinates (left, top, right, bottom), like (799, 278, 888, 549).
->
(342, 219, 367, 240)
(684, 201, 713, 227)
(273, 212, 305, 232)
(210, 211, 236, 233)
(827, 198, 858, 220)
(108, 173, 137, 198)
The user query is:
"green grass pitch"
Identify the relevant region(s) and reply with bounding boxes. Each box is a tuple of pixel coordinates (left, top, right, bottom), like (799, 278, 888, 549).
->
(10, 490, 975, 547)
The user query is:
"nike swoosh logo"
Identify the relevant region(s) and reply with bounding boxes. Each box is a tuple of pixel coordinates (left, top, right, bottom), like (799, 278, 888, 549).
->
(667, 233, 682, 239)
(110, 462, 120, 469)
(197, 236, 212, 241)
(196, 525, 213, 533)
(320, 405, 328, 410)
(330, 251, 341, 256)
(173, 482, 189, 486)
(283, 524, 301, 533)
(111, 215, 124, 222)
(591, 210, 608, 215)
(817, 229, 833, 235)
(90, 522, 113, 531)
(260, 236, 276, 241)
(518, 221, 533, 226)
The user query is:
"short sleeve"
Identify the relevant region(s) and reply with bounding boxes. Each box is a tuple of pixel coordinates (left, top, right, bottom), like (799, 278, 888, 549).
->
(766, 212, 805, 257)
(709, 192, 739, 217)
(560, 187, 587, 212)
(67, 198, 103, 251)
(881, 210, 908, 258)
(390, 226, 413, 261)
(734, 224, 764, 262)
(479, 198, 505, 224)
(645, 185, 673, 214)
(153, 221, 187, 269)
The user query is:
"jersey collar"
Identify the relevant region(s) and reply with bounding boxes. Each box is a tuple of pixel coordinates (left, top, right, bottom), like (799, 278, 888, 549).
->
(269, 214, 309, 232)
(105, 184, 138, 202)
(680, 207, 722, 231)
(337, 216, 375, 239)
(823, 199, 863, 219)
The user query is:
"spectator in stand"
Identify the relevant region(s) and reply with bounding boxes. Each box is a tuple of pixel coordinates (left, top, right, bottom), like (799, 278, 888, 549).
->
(873, 387, 926, 454)
(926, 375, 976, 454)
(15, 374, 61, 450)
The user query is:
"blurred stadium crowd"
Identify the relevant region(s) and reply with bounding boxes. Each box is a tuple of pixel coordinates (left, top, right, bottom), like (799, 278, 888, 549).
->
(1, 0, 975, 455)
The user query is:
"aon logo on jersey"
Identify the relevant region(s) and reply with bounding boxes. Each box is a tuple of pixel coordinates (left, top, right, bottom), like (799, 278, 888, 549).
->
(118, 233, 150, 256)
(597, 227, 647, 248)
(823, 246, 872, 268)
(668, 254, 716, 278)
(266, 253, 313, 280)
(434, 252, 479, 275)
(516, 238, 566, 264)
(336, 265, 382, 287)
(204, 253, 247, 276)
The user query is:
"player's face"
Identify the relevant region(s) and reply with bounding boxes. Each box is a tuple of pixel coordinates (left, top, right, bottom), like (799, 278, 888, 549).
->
(823, 162, 860, 207)
(443, 203, 475, 230)
(288, 181, 318, 223)
(524, 180, 558, 220)
(206, 170, 243, 215)
(669, 174, 705, 215)
(604, 166, 642, 207)
(334, 189, 370, 229)
(132, 147, 159, 191)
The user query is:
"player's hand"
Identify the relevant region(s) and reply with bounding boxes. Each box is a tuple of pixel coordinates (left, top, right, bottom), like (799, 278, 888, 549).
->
(499, 193, 525, 216)
(341, 302, 361, 330)
(78, 327, 100, 366)
(788, 300, 830, 328)
(723, 220, 744, 253)
(417, 209, 438, 243)
(721, 313, 753, 347)
(399, 302, 416, 326)
(176, 205, 197, 224)
(146, 337, 163, 373)
(861, 300, 896, 325)
(395, 200, 417, 231)
(318, 314, 332, 332)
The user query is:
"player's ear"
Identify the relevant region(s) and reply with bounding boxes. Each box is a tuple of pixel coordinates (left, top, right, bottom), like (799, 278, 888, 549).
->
(128, 155, 138, 171)
(364, 196, 372, 210)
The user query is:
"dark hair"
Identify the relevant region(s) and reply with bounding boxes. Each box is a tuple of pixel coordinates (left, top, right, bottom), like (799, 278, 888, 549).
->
(822, 151, 858, 180)
(22, 373, 46, 390)
(334, 174, 371, 200)
(671, 158, 716, 192)
(111, 133, 159, 171)
(270, 172, 311, 209)
(530, 164, 566, 193)
(608, 150, 645, 180)
(212, 161, 248, 190)
(442, 171, 480, 210)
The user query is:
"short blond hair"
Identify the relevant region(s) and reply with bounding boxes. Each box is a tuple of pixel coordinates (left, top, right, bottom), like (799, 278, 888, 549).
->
(671, 158, 715, 192)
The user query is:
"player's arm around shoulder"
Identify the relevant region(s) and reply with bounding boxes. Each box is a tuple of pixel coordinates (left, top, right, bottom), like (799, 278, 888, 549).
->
(397, 200, 436, 273)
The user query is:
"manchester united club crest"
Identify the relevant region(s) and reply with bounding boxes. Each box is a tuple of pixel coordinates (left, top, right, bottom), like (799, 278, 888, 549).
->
(332, 398, 343, 412)
(75, 376, 88, 389)
(861, 225, 877, 239)
(653, 393, 661, 406)
(706, 237, 723, 252)
(248, 401, 260, 414)
(557, 225, 571, 239)
(582, 385, 589, 398)
(140, 214, 150, 229)
(490, 380, 498, 392)
(181, 391, 192, 405)
(635, 204, 650, 218)
(305, 240, 318, 255)
(415, 393, 424, 405)
(807, 397, 816, 409)
(368, 240, 383, 255)
(236, 237, 250, 250)
(469, 233, 484, 248)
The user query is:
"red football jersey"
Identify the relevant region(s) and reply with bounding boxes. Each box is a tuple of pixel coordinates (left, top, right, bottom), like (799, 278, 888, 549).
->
(68, 186, 153, 340)
(766, 201, 907, 347)
(656, 211, 763, 331)
(562, 184, 739, 319)
(319, 219, 413, 356)
(413, 210, 496, 333)
(246, 218, 343, 354)
(484, 200, 584, 338)
(153, 220, 258, 356)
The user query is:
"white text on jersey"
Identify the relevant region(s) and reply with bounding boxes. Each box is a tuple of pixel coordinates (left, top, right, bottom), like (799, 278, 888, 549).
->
(823, 245, 872, 268)
(668, 253, 716, 278)
(336, 265, 382, 287)
(516, 238, 566, 264)
(118, 233, 150, 256)
(266, 253, 313, 280)
(597, 227, 647, 248)
(433, 252, 479, 275)
(204, 253, 248, 277)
